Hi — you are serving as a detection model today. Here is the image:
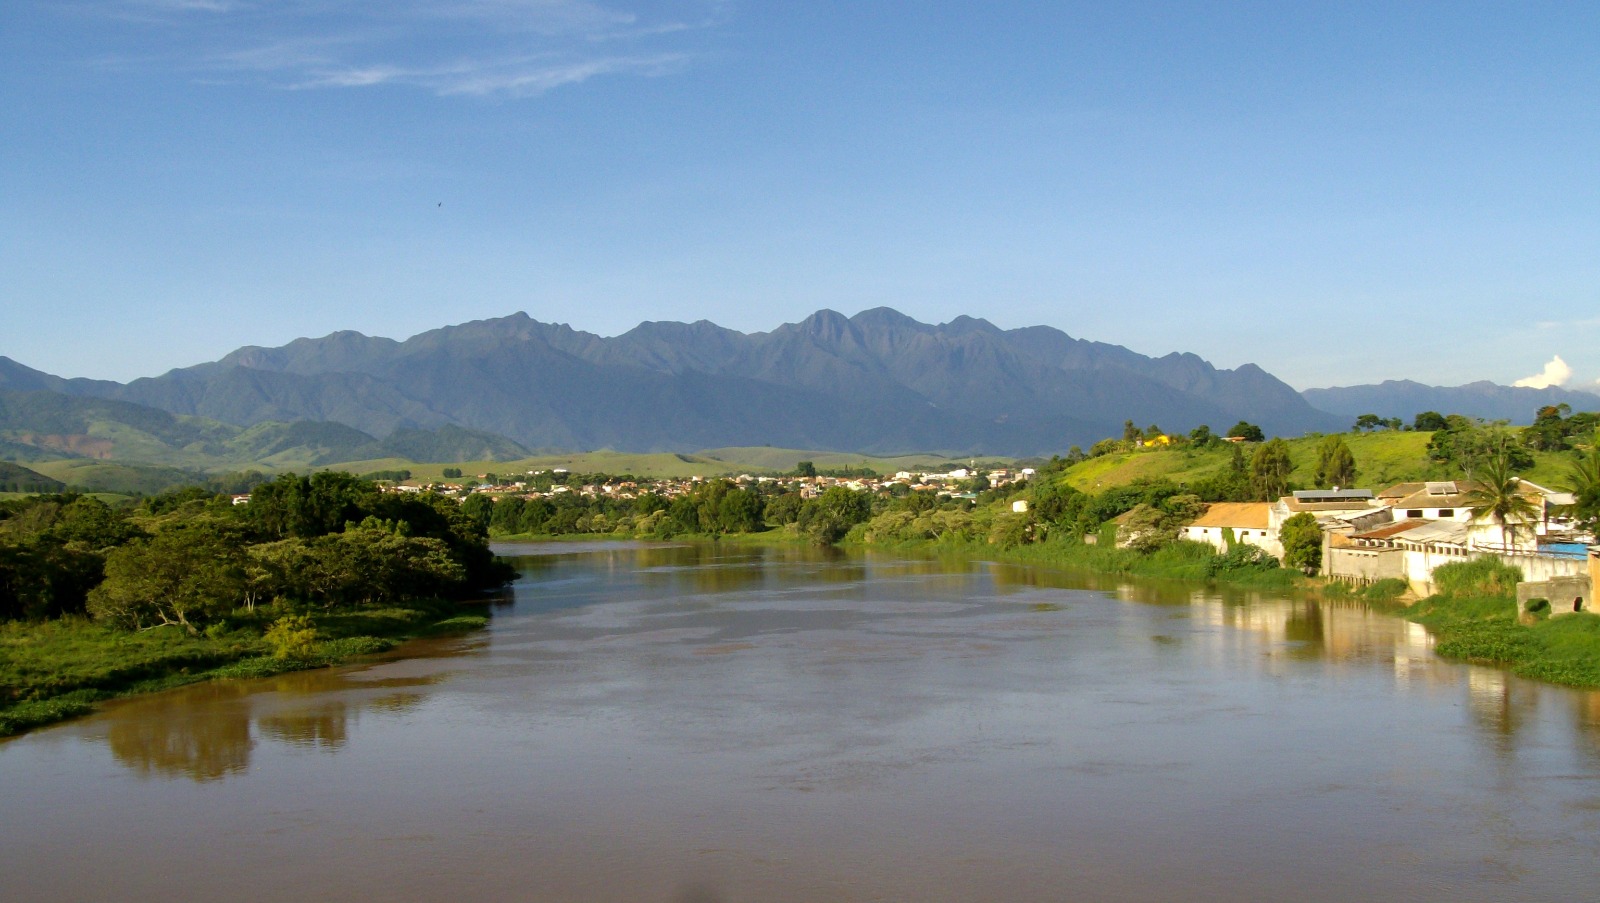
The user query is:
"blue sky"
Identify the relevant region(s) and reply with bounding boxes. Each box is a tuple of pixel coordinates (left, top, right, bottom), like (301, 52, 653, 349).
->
(4, 1, 1598, 392)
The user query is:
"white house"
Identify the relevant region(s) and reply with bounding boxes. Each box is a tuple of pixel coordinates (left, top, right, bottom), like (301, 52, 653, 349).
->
(1182, 502, 1282, 558)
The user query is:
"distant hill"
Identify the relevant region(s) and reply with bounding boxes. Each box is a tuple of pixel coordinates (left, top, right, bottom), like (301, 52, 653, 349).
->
(0, 461, 64, 493)
(1301, 380, 1600, 425)
(0, 387, 530, 476)
(2, 308, 1344, 455)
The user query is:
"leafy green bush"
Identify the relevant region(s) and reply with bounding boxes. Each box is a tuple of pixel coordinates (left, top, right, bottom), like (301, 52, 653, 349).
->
(264, 614, 318, 660)
(1432, 556, 1522, 599)
(1207, 544, 1280, 577)
(1359, 578, 1409, 604)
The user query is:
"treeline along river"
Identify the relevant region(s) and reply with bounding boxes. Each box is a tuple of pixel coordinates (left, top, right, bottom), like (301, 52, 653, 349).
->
(3, 541, 1599, 901)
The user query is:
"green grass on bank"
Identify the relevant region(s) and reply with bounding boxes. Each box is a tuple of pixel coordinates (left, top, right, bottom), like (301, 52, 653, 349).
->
(1399, 557, 1600, 689)
(1059, 430, 1581, 494)
(0, 601, 488, 738)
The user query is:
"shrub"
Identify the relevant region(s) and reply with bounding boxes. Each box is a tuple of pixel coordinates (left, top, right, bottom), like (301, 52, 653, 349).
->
(1207, 544, 1280, 576)
(264, 615, 319, 660)
(1432, 556, 1522, 599)
(1360, 578, 1409, 604)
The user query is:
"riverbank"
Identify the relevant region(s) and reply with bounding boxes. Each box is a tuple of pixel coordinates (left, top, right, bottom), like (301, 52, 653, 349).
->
(978, 535, 1600, 690)
(0, 599, 489, 738)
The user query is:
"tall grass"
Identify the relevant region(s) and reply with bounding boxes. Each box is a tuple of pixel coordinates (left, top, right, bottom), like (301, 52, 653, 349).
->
(970, 536, 1299, 590)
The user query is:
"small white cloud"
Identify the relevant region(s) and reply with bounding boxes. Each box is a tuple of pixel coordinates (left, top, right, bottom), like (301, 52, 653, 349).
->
(300, 66, 405, 88)
(1513, 355, 1572, 389)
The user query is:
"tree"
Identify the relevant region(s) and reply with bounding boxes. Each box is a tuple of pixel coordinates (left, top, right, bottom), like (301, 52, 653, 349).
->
(1464, 454, 1541, 551)
(1249, 438, 1293, 501)
(1524, 404, 1572, 452)
(794, 460, 817, 478)
(1427, 420, 1533, 475)
(1123, 420, 1142, 442)
(1353, 414, 1383, 432)
(1279, 512, 1322, 573)
(459, 493, 494, 534)
(1227, 421, 1264, 442)
(1312, 436, 1357, 489)
(1563, 434, 1600, 536)
(1116, 503, 1174, 553)
(1189, 424, 1214, 447)
(88, 521, 248, 632)
(796, 487, 872, 545)
(714, 486, 765, 533)
(247, 472, 377, 540)
(1412, 411, 1448, 432)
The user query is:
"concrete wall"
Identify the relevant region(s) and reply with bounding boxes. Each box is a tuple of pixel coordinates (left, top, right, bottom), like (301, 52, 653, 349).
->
(1323, 546, 1406, 585)
(1324, 542, 1591, 597)
(1517, 576, 1591, 618)
(1183, 525, 1283, 559)
(1499, 549, 1591, 584)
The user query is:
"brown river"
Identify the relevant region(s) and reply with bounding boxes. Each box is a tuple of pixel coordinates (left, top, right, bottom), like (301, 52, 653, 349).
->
(4, 541, 1600, 901)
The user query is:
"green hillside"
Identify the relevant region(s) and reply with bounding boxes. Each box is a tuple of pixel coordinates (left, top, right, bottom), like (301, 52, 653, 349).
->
(1059, 430, 1582, 494)
(0, 461, 64, 493)
(26, 460, 203, 496)
(0, 387, 536, 493)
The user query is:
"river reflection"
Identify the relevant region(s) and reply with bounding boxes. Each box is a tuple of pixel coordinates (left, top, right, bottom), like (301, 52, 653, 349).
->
(3, 541, 1600, 902)
(85, 659, 445, 780)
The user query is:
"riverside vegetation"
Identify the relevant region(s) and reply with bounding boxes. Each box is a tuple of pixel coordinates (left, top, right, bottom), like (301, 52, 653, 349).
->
(0, 472, 512, 736)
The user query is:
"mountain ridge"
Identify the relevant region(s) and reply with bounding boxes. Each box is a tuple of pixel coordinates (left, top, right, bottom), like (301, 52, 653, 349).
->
(4, 308, 1345, 455)
(1301, 379, 1600, 425)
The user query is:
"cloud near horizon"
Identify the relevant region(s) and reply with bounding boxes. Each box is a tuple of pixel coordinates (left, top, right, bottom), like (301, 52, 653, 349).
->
(1513, 355, 1573, 389)
(99, 0, 721, 97)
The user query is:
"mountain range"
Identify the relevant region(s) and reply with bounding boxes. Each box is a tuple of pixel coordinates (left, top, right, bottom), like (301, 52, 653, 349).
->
(1, 309, 1343, 457)
(4, 308, 1596, 470)
(1302, 380, 1600, 424)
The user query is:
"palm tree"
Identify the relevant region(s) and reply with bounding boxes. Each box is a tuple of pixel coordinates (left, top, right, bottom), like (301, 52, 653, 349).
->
(1464, 453, 1541, 551)
(1564, 432, 1600, 536)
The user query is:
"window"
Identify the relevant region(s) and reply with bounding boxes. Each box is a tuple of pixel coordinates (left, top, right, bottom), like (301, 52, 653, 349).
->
(1406, 509, 1423, 518)
(1437, 509, 1454, 517)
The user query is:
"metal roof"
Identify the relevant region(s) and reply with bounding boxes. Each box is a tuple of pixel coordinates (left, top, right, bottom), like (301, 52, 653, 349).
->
(1291, 489, 1374, 501)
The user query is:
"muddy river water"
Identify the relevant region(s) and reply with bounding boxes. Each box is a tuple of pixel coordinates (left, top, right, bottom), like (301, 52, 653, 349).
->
(4, 541, 1600, 901)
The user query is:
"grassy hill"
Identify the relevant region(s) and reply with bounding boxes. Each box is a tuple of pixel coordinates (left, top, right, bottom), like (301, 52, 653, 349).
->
(0, 461, 64, 493)
(1058, 430, 1582, 494)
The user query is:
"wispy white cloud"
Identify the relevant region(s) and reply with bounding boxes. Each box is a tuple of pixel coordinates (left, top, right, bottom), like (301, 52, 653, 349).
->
(287, 52, 686, 96)
(92, 0, 722, 97)
(128, 0, 243, 11)
(1513, 355, 1573, 389)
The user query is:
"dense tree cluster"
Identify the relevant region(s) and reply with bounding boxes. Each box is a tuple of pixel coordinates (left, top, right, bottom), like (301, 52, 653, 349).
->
(1425, 417, 1533, 474)
(1, 474, 510, 631)
(1522, 405, 1600, 453)
(472, 478, 881, 546)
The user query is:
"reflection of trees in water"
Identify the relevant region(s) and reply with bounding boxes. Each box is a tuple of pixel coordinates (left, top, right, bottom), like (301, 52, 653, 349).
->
(106, 683, 255, 782)
(1569, 691, 1600, 767)
(1282, 602, 1325, 645)
(633, 544, 784, 597)
(258, 701, 349, 750)
(1467, 668, 1530, 745)
(100, 669, 443, 783)
(366, 692, 426, 714)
